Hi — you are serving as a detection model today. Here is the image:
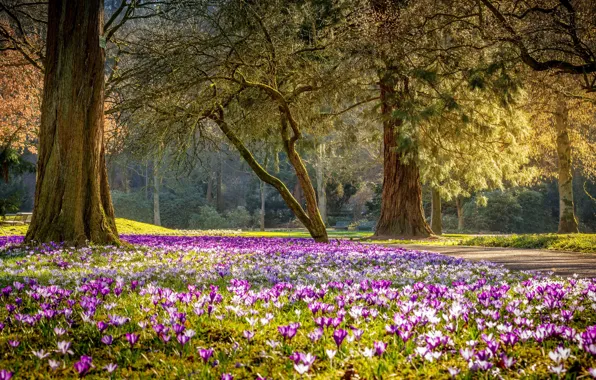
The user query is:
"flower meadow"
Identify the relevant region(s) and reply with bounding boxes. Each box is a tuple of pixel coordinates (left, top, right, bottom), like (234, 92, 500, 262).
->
(0, 235, 596, 378)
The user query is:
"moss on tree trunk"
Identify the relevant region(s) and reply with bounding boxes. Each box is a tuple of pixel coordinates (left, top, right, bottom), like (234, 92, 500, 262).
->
(555, 99, 579, 234)
(25, 0, 119, 246)
(431, 188, 442, 235)
(373, 70, 432, 239)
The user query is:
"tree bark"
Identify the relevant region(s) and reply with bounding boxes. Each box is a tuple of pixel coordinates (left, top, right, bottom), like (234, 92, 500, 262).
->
(430, 188, 442, 235)
(216, 159, 224, 212)
(456, 196, 464, 231)
(316, 143, 328, 224)
(373, 70, 432, 239)
(280, 115, 328, 242)
(554, 99, 579, 233)
(260, 180, 266, 231)
(144, 163, 149, 200)
(153, 161, 161, 226)
(26, 0, 119, 245)
(205, 170, 213, 205)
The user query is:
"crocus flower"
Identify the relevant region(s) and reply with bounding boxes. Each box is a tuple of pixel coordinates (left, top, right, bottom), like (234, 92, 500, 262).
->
(221, 374, 233, 380)
(0, 370, 12, 380)
(54, 327, 67, 336)
(48, 360, 61, 370)
(8, 341, 19, 348)
(177, 334, 190, 346)
(294, 363, 310, 375)
(55, 341, 73, 355)
(549, 365, 566, 375)
(74, 356, 93, 377)
(101, 335, 113, 345)
(373, 341, 387, 356)
(103, 363, 118, 373)
(32, 349, 50, 359)
(447, 367, 460, 378)
(125, 333, 139, 347)
(199, 348, 214, 363)
(243, 330, 255, 341)
(332, 329, 348, 347)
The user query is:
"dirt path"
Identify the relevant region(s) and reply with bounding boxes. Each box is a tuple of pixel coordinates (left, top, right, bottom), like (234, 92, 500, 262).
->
(391, 244, 596, 278)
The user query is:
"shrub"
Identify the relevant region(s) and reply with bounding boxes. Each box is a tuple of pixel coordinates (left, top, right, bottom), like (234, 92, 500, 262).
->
(225, 206, 253, 229)
(111, 190, 152, 223)
(188, 206, 228, 229)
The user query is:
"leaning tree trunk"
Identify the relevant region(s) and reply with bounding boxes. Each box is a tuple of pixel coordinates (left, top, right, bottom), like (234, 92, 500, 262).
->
(280, 116, 328, 242)
(430, 188, 442, 235)
(373, 71, 432, 239)
(26, 0, 119, 245)
(153, 161, 161, 226)
(214, 114, 328, 243)
(554, 99, 579, 233)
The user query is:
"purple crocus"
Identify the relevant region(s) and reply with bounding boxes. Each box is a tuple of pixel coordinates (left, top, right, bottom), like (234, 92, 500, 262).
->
(0, 370, 12, 380)
(125, 333, 139, 347)
(373, 341, 387, 356)
(332, 329, 348, 347)
(278, 323, 299, 340)
(243, 330, 255, 341)
(177, 334, 190, 346)
(199, 348, 214, 363)
(221, 374, 233, 380)
(96, 321, 108, 332)
(101, 335, 113, 345)
(73, 356, 92, 377)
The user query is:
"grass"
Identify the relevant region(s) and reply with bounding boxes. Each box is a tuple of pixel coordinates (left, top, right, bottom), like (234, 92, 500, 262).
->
(0, 218, 175, 237)
(241, 230, 596, 253)
(2, 219, 595, 253)
(460, 233, 596, 253)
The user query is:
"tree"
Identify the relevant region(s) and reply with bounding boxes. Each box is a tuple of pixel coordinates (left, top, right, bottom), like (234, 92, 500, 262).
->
(475, 0, 596, 233)
(374, 70, 433, 238)
(524, 75, 596, 233)
(109, 0, 360, 242)
(25, 0, 119, 245)
(478, 0, 596, 91)
(417, 62, 534, 235)
(0, 49, 42, 183)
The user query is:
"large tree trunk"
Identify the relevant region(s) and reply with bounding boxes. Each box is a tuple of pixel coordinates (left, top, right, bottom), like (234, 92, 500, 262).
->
(373, 70, 432, 239)
(456, 196, 464, 231)
(555, 99, 579, 233)
(430, 188, 442, 235)
(26, 0, 119, 245)
(316, 143, 328, 224)
(153, 161, 161, 226)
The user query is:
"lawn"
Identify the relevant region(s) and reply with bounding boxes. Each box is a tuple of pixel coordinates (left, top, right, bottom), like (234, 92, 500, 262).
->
(4, 220, 595, 253)
(1, 234, 596, 378)
(242, 230, 596, 254)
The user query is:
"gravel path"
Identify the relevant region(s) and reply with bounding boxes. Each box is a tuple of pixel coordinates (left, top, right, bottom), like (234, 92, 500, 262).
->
(391, 244, 596, 278)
